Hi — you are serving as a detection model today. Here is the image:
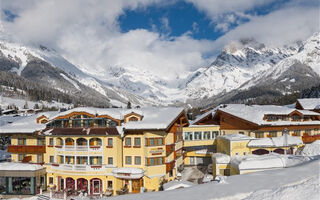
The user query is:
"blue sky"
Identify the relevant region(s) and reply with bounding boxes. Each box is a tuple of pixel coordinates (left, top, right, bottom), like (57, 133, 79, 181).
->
(0, 0, 319, 78)
(118, 0, 291, 41)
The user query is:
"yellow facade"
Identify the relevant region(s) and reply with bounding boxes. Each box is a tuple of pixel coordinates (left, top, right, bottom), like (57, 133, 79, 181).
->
(182, 125, 220, 165)
(7, 107, 188, 196)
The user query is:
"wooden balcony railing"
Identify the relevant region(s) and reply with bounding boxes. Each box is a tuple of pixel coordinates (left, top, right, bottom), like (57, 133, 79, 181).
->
(8, 145, 46, 154)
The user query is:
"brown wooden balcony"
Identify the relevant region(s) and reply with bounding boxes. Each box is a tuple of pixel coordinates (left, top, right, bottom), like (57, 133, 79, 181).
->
(302, 134, 320, 143)
(8, 145, 46, 154)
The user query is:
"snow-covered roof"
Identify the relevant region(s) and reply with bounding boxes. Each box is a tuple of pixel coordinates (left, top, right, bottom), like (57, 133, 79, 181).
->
(191, 106, 219, 125)
(247, 135, 303, 147)
(49, 107, 143, 120)
(297, 98, 320, 110)
(0, 162, 45, 171)
(112, 167, 144, 174)
(231, 154, 285, 170)
(217, 104, 320, 126)
(219, 134, 253, 141)
(212, 153, 231, 164)
(49, 107, 185, 130)
(123, 107, 185, 130)
(0, 111, 57, 133)
(0, 115, 25, 126)
(163, 180, 195, 191)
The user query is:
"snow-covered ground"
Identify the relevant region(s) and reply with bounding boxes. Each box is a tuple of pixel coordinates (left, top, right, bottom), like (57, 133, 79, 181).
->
(109, 158, 319, 200)
(0, 96, 73, 110)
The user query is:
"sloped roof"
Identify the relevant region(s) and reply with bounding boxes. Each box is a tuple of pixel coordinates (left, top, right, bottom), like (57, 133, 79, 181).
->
(49, 107, 143, 120)
(217, 104, 320, 126)
(123, 107, 185, 130)
(219, 134, 254, 141)
(190, 106, 219, 125)
(297, 98, 320, 110)
(0, 111, 58, 134)
(247, 135, 303, 147)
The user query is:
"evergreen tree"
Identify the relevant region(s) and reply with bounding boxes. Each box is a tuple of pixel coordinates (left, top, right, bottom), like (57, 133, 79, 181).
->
(127, 101, 132, 109)
(23, 101, 29, 109)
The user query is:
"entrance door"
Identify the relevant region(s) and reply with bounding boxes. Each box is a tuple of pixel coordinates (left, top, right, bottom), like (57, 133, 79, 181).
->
(92, 180, 100, 194)
(132, 179, 142, 193)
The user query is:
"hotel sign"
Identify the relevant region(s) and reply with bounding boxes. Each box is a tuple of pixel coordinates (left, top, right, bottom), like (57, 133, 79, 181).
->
(149, 147, 164, 155)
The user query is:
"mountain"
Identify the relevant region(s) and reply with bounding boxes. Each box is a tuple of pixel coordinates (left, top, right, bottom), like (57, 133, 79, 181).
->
(195, 33, 320, 107)
(0, 40, 154, 107)
(0, 31, 319, 108)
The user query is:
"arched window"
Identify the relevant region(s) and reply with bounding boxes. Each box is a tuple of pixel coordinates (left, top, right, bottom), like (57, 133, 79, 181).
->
(89, 138, 102, 146)
(65, 138, 74, 146)
(252, 149, 269, 155)
(56, 138, 63, 146)
(77, 138, 88, 146)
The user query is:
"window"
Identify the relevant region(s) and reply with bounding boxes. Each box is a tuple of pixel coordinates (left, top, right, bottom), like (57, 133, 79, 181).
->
(107, 138, 113, 147)
(18, 138, 26, 145)
(146, 157, 165, 166)
(239, 131, 244, 135)
(125, 156, 132, 164)
(18, 154, 24, 161)
(294, 130, 301, 136)
(72, 119, 81, 128)
(158, 138, 163, 145)
(212, 131, 219, 139)
(159, 157, 163, 165)
(305, 129, 312, 135)
(49, 138, 54, 146)
(194, 132, 202, 140)
(135, 156, 141, 165)
(129, 117, 138, 121)
(37, 138, 45, 145)
(108, 157, 113, 165)
(49, 177, 54, 184)
(292, 115, 301, 121)
(134, 138, 141, 147)
(184, 132, 193, 141)
(269, 131, 277, 137)
(243, 152, 247, 155)
(107, 181, 113, 189)
(37, 154, 43, 163)
(145, 138, 164, 146)
(203, 131, 211, 140)
(125, 138, 131, 147)
(50, 156, 54, 163)
(255, 132, 264, 138)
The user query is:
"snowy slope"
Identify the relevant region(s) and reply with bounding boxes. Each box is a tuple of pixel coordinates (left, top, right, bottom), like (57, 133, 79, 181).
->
(1, 32, 319, 106)
(0, 39, 155, 106)
(110, 158, 320, 200)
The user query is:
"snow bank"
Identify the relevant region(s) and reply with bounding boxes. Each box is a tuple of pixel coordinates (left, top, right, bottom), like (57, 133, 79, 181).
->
(108, 159, 320, 200)
(298, 140, 320, 156)
(231, 153, 313, 171)
(163, 180, 195, 191)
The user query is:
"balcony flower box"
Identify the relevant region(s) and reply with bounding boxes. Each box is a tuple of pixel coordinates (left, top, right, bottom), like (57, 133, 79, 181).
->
(51, 163, 59, 167)
(55, 145, 62, 148)
(89, 146, 101, 149)
(91, 165, 102, 169)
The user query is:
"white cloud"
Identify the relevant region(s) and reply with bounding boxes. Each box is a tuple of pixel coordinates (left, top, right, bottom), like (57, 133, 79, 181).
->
(0, 0, 319, 82)
(212, 4, 320, 50)
(186, 0, 275, 32)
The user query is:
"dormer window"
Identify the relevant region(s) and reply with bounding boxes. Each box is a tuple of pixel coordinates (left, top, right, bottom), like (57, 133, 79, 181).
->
(129, 116, 138, 122)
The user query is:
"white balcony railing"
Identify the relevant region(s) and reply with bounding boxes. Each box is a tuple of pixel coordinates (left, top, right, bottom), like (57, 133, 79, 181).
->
(55, 145, 103, 152)
(54, 164, 113, 172)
